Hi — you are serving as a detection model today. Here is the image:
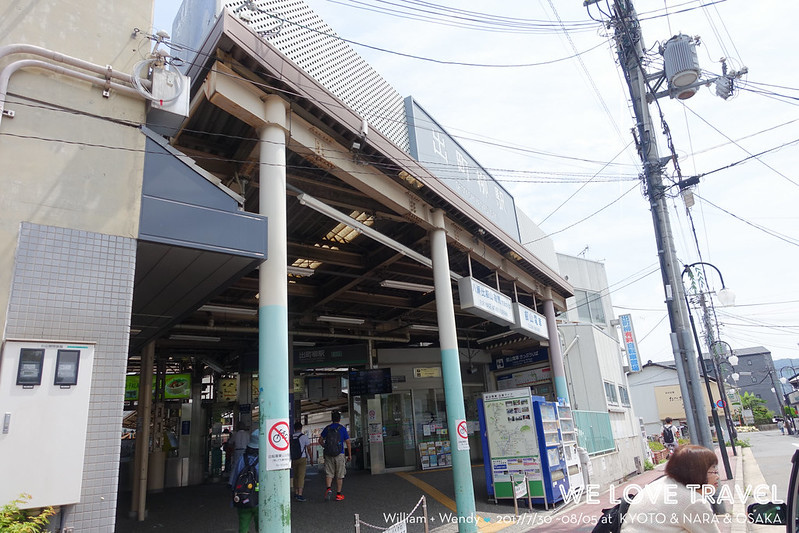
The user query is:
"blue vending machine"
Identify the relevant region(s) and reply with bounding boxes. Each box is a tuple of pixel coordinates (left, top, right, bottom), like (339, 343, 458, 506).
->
(531, 398, 569, 506)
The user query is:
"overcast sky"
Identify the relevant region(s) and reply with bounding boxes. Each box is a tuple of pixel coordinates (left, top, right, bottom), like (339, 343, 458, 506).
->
(152, 0, 799, 367)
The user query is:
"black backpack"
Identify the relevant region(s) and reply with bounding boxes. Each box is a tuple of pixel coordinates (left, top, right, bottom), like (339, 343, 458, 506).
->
(592, 498, 632, 533)
(290, 434, 302, 461)
(232, 455, 259, 508)
(662, 425, 675, 444)
(323, 424, 341, 457)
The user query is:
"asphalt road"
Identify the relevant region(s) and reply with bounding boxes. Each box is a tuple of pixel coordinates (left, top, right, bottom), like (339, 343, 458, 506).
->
(742, 428, 799, 500)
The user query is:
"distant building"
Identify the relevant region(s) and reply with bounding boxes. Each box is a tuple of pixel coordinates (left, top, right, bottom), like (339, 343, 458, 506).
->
(704, 346, 783, 415)
(627, 361, 715, 438)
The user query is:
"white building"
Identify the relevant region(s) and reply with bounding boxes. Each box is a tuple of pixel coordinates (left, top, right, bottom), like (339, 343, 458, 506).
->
(556, 254, 648, 484)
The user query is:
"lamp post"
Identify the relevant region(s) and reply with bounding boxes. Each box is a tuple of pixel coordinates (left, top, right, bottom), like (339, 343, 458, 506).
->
(778, 366, 798, 433)
(681, 262, 733, 479)
(709, 340, 737, 456)
(719, 361, 744, 426)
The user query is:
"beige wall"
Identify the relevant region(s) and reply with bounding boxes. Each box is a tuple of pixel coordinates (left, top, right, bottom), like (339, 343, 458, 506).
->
(0, 1, 153, 333)
(654, 383, 712, 420)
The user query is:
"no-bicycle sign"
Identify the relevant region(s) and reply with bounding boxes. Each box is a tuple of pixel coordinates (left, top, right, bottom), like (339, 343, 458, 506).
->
(266, 418, 291, 471)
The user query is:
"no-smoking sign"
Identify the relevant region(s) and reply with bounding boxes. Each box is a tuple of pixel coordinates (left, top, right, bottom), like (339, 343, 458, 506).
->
(455, 419, 469, 451)
(265, 418, 291, 471)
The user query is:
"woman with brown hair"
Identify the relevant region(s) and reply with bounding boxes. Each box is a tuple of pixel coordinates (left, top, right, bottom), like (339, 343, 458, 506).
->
(621, 445, 721, 532)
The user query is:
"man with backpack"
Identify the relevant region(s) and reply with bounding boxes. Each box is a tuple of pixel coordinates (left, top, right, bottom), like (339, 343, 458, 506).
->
(229, 429, 259, 532)
(291, 421, 312, 501)
(318, 410, 351, 501)
(661, 417, 678, 456)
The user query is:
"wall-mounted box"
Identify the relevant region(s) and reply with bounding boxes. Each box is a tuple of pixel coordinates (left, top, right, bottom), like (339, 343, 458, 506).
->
(0, 340, 95, 508)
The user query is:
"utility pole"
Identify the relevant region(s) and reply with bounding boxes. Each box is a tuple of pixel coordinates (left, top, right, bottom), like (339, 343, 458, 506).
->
(588, 0, 713, 448)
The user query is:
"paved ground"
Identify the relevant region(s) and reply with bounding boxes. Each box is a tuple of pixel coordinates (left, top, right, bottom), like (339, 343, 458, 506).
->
(115, 434, 791, 532)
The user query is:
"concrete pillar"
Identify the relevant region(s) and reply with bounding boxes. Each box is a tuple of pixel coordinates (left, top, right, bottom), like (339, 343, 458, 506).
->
(542, 290, 569, 404)
(258, 94, 291, 532)
(131, 342, 155, 521)
(430, 209, 477, 533)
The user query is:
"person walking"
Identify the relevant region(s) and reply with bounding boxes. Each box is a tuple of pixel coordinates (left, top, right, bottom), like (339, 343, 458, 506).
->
(318, 410, 351, 501)
(291, 421, 313, 501)
(661, 417, 678, 456)
(621, 444, 720, 532)
(229, 429, 260, 533)
(778, 419, 785, 435)
(231, 424, 251, 472)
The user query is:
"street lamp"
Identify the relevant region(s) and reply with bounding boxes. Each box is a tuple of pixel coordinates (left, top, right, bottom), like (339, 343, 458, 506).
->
(719, 361, 744, 426)
(681, 262, 733, 479)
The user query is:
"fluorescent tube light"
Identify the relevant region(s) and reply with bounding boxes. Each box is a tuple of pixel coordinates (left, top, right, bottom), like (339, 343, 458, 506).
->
(476, 330, 514, 344)
(169, 334, 221, 342)
(317, 315, 365, 325)
(292, 341, 316, 347)
(408, 324, 439, 332)
(199, 304, 257, 316)
(380, 280, 435, 292)
(287, 266, 316, 277)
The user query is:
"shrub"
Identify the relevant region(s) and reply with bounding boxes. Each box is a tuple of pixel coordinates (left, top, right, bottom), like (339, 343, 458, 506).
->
(648, 441, 665, 451)
(644, 459, 654, 471)
(734, 438, 751, 448)
(0, 494, 55, 533)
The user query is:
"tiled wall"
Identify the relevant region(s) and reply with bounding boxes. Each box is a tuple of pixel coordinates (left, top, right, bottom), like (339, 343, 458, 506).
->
(6, 222, 135, 532)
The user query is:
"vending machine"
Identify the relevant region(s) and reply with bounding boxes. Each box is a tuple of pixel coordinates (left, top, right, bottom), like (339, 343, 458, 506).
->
(478, 388, 569, 508)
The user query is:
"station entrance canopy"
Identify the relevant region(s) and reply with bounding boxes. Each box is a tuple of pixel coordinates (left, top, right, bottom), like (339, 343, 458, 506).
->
(128, 11, 572, 372)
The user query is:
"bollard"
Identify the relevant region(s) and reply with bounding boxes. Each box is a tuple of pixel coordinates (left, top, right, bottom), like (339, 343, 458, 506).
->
(423, 496, 429, 533)
(354, 513, 360, 533)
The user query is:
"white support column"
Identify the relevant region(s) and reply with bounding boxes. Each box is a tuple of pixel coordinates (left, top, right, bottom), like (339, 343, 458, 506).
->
(258, 94, 291, 532)
(542, 290, 569, 404)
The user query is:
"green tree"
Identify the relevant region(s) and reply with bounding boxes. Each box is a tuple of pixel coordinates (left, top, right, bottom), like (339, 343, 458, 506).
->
(741, 391, 775, 424)
(0, 495, 55, 533)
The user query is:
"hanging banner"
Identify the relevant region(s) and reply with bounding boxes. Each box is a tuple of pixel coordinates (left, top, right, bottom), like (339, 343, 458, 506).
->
(619, 314, 641, 372)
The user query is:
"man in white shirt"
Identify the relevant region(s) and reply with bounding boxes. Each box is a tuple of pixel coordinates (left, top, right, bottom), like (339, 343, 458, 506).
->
(291, 421, 313, 501)
(231, 424, 250, 472)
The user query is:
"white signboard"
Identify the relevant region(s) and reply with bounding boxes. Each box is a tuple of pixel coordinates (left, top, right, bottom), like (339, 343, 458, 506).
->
(265, 418, 291, 470)
(514, 477, 529, 498)
(385, 519, 408, 533)
(511, 302, 549, 341)
(457, 277, 514, 326)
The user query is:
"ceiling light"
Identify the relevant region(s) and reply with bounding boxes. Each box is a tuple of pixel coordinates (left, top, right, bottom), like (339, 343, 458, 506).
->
(287, 266, 316, 277)
(317, 315, 365, 325)
(199, 304, 257, 316)
(380, 280, 435, 293)
(476, 330, 515, 345)
(292, 341, 316, 347)
(408, 324, 439, 332)
(169, 334, 221, 342)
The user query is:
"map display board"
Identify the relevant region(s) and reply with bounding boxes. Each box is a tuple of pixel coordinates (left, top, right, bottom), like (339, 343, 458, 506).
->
(482, 388, 542, 499)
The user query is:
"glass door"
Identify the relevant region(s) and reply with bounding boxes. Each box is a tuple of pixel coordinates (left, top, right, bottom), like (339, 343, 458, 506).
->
(381, 391, 416, 469)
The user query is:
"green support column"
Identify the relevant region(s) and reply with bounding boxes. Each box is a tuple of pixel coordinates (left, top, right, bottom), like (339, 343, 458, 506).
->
(430, 209, 477, 533)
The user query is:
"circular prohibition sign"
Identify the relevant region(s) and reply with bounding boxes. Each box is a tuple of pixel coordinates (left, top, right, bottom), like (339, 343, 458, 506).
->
(269, 421, 291, 452)
(457, 420, 469, 440)
(716, 399, 727, 409)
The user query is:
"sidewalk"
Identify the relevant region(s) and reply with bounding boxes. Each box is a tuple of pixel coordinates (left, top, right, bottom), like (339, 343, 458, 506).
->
(115, 445, 759, 532)
(428, 446, 747, 533)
